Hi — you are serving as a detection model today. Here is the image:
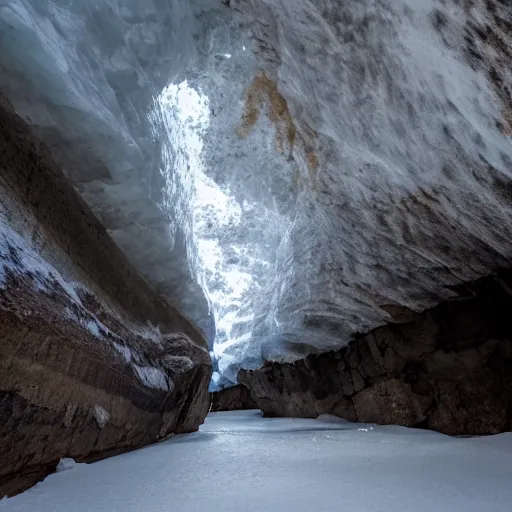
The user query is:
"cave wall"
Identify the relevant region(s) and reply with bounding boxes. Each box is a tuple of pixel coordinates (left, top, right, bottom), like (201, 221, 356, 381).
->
(1, 0, 512, 425)
(2, 0, 512, 387)
(211, 0, 512, 380)
(0, 94, 211, 497)
(240, 273, 512, 435)
(0, 0, 215, 343)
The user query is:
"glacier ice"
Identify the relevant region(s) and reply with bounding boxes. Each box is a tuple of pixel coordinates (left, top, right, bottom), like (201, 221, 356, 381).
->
(1, 0, 512, 388)
(200, 0, 512, 386)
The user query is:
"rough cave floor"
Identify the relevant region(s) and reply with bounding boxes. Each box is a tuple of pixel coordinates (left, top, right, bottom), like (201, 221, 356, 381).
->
(2, 411, 512, 511)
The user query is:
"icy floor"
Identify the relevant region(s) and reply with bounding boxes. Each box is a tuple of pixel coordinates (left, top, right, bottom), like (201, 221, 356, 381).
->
(2, 411, 512, 512)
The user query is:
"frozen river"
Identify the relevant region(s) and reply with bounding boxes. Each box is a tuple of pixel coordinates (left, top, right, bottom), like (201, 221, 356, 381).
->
(2, 411, 511, 512)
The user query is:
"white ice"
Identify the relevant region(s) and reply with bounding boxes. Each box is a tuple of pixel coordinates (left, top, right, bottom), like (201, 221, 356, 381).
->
(2, 411, 511, 512)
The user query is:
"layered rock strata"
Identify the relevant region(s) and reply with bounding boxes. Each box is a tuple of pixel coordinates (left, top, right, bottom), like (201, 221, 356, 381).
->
(0, 94, 211, 497)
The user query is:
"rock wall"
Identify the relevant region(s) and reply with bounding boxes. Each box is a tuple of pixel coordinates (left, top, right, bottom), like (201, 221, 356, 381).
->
(0, 0, 215, 344)
(0, 94, 211, 497)
(210, 385, 258, 412)
(208, 0, 512, 382)
(240, 273, 512, 435)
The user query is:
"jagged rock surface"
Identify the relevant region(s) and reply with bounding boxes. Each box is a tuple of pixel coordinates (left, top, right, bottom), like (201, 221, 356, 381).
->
(240, 273, 512, 435)
(210, 385, 257, 412)
(0, 95, 211, 497)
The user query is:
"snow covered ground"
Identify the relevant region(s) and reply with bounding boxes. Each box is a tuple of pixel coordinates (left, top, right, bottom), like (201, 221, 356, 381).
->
(2, 411, 511, 512)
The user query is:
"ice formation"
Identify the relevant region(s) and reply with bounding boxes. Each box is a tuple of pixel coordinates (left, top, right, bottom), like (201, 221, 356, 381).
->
(1, 0, 511, 388)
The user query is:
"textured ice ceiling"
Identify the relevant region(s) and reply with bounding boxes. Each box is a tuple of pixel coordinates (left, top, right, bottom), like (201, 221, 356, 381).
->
(0, 0, 511, 389)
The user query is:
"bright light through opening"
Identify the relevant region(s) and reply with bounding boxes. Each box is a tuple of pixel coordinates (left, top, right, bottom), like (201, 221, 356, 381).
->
(152, 80, 257, 387)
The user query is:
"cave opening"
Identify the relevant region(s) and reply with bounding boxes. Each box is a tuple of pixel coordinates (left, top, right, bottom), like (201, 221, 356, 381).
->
(152, 79, 260, 391)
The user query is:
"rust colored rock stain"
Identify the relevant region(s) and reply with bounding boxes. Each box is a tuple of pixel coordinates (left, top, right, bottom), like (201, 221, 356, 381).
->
(238, 72, 320, 186)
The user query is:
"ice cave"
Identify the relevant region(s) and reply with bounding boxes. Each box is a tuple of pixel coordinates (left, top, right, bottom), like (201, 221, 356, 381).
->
(0, 0, 512, 510)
